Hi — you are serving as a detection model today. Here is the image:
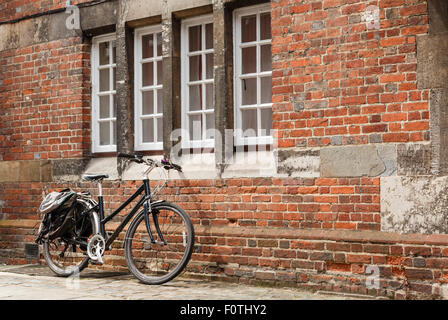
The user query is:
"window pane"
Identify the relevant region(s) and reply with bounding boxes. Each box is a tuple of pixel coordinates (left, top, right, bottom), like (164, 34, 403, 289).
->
(142, 34, 154, 59)
(189, 114, 202, 140)
(205, 23, 213, 49)
(260, 108, 272, 136)
(99, 69, 110, 91)
(241, 109, 257, 137)
(157, 32, 162, 56)
(99, 42, 109, 65)
(142, 119, 154, 143)
(260, 76, 272, 104)
(205, 113, 214, 140)
(157, 117, 163, 142)
(157, 89, 163, 114)
(112, 121, 116, 144)
(189, 85, 202, 111)
(260, 12, 271, 40)
(241, 15, 256, 43)
(189, 25, 201, 52)
(241, 78, 257, 105)
(142, 91, 154, 115)
(205, 83, 214, 109)
(112, 94, 117, 117)
(99, 122, 110, 145)
(113, 67, 116, 90)
(112, 40, 116, 63)
(189, 55, 202, 81)
(242, 46, 256, 74)
(260, 44, 271, 72)
(142, 62, 154, 86)
(205, 53, 213, 79)
(99, 95, 110, 119)
(157, 60, 163, 85)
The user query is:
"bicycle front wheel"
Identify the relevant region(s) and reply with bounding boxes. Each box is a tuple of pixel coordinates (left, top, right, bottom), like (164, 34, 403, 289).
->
(124, 202, 194, 285)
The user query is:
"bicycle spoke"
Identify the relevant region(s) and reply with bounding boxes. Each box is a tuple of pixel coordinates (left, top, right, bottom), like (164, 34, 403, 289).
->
(125, 203, 194, 284)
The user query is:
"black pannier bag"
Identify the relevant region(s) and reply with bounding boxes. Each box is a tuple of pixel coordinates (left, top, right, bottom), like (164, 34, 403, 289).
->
(35, 188, 79, 244)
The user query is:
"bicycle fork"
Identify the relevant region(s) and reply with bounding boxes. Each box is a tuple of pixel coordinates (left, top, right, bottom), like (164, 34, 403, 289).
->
(143, 179, 166, 246)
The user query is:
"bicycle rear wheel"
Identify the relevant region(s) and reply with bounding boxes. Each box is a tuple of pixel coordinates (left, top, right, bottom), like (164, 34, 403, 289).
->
(42, 199, 99, 277)
(124, 202, 194, 285)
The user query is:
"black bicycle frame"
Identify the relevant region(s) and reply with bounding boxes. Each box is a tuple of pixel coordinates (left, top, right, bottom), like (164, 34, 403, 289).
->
(83, 179, 164, 249)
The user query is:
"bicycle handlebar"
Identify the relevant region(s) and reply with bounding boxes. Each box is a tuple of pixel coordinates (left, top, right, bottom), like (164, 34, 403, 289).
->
(118, 153, 182, 172)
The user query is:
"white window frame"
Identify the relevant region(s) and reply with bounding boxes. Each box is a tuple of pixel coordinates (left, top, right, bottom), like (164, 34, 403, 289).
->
(134, 25, 164, 151)
(91, 33, 117, 153)
(234, 4, 273, 147)
(181, 15, 215, 149)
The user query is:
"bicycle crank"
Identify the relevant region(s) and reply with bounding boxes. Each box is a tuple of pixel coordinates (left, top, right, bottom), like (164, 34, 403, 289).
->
(87, 234, 106, 265)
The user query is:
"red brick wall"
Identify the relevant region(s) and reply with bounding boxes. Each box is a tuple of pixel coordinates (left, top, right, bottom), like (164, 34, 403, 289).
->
(271, 0, 430, 148)
(1, 0, 445, 300)
(0, 179, 446, 299)
(0, 37, 91, 161)
(0, 0, 92, 23)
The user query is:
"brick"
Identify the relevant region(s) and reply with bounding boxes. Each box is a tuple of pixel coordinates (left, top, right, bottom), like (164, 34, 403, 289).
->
(346, 254, 371, 264)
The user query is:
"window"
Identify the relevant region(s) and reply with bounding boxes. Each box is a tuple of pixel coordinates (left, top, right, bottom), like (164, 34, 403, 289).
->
(134, 25, 164, 151)
(234, 4, 272, 146)
(91, 34, 117, 153)
(181, 15, 214, 149)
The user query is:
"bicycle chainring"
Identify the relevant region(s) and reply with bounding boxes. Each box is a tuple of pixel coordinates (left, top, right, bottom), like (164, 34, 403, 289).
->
(87, 234, 106, 261)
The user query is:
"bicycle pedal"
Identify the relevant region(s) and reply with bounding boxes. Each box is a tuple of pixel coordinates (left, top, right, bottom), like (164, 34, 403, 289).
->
(90, 259, 104, 266)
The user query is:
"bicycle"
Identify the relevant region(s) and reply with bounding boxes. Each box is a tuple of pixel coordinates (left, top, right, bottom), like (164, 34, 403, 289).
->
(41, 153, 195, 285)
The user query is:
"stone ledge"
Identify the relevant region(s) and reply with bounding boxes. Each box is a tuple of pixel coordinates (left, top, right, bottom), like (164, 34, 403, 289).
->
(3, 219, 448, 246)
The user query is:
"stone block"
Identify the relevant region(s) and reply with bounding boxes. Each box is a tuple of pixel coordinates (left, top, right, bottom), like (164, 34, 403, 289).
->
(381, 176, 448, 234)
(277, 148, 320, 177)
(417, 34, 448, 89)
(320, 145, 396, 177)
(397, 144, 431, 175)
(430, 88, 448, 174)
(0, 160, 52, 182)
(428, 0, 448, 34)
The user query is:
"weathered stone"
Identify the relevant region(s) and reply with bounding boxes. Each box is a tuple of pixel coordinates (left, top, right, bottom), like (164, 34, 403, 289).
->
(430, 88, 448, 174)
(320, 145, 396, 177)
(397, 144, 431, 175)
(417, 34, 448, 89)
(428, 0, 448, 35)
(213, 1, 234, 173)
(116, 2, 135, 176)
(80, 0, 117, 35)
(52, 158, 90, 181)
(277, 148, 320, 178)
(376, 144, 397, 176)
(0, 10, 80, 52)
(381, 176, 448, 234)
(83, 157, 119, 180)
(0, 160, 52, 182)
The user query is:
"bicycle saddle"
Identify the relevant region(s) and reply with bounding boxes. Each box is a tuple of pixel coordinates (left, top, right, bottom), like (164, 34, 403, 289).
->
(82, 174, 109, 181)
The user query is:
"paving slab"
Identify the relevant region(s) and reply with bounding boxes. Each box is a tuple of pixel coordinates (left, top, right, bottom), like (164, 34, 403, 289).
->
(0, 264, 372, 300)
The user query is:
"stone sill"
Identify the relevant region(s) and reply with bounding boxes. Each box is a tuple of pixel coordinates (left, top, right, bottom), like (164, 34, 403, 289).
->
(79, 151, 277, 181)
